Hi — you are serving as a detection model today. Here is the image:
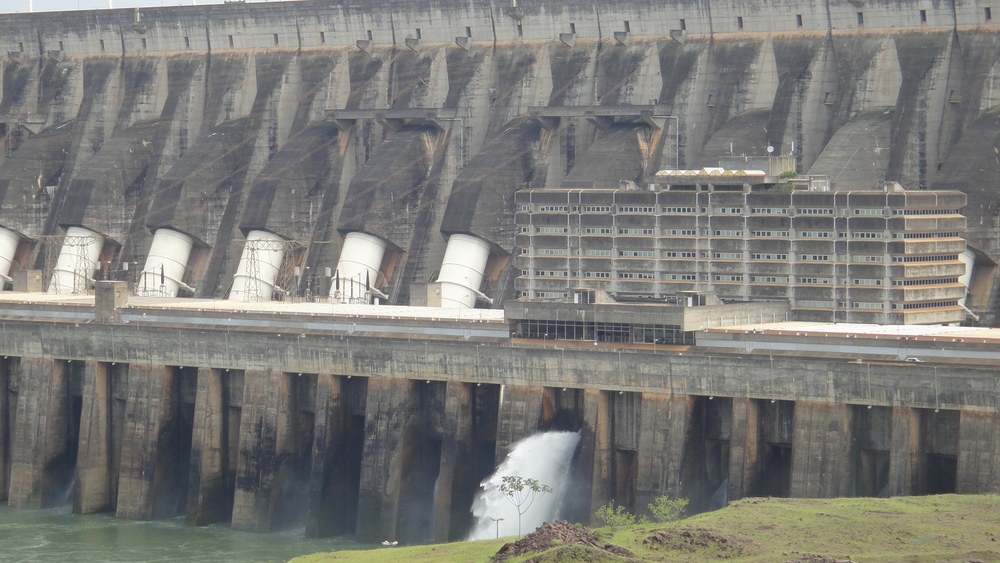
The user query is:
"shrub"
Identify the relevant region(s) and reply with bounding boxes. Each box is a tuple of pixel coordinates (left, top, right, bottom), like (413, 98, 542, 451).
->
(648, 495, 688, 523)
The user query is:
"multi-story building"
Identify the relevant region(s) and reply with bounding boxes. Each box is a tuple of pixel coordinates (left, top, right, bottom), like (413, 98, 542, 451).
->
(514, 164, 969, 325)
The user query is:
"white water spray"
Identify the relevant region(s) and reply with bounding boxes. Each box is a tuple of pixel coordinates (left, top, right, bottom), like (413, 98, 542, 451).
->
(467, 431, 581, 540)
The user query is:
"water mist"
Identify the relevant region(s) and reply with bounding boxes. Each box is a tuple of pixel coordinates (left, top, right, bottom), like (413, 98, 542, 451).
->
(467, 431, 581, 540)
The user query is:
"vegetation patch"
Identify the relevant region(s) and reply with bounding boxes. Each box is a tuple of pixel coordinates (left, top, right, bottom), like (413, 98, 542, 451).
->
(643, 528, 757, 558)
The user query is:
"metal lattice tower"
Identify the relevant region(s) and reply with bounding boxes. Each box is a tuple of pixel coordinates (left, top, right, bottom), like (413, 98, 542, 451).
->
(243, 243, 261, 302)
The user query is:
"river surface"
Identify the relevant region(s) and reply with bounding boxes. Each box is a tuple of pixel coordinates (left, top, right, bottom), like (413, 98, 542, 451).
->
(0, 505, 362, 563)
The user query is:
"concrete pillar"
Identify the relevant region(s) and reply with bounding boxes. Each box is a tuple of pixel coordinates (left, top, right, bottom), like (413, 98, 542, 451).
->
(494, 384, 544, 463)
(634, 393, 691, 514)
(355, 377, 414, 544)
(8, 358, 72, 509)
(433, 381, 473, 542)
(186, 368, 232, 525)
(116, 364, 179, 520)
(75, 361, 115, 514)
(305, 374, 343, 538)
(583, 389, 611, 523)
(0, 358, 12, 502)
(887, 406, 919, 496)
(231, 370, 296, 533)
(789, 401, 852, 498)
(956, 410, 1000, 494)
(728, 397, 759, 500)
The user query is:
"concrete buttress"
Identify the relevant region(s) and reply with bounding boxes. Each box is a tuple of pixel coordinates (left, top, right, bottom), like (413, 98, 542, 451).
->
(634, 393, 691, 513)
(956, 410, 1000, 493)
(582, 388, 610, 521)
(789, 401, 852, 497)
(355, 377, 415, 544)
(8, 358, 72, 509)
(187, 368, 232, 525)
(75, 361, 115, 514)
(305, 374, 344, 538)
(433, 381, 473, 542)
(728, 397, 759, 500)
(0, 358, 12, 502)
(231, 370, 296, 533)
(888, 407, 919, 496)
(116, 364, 183, 520)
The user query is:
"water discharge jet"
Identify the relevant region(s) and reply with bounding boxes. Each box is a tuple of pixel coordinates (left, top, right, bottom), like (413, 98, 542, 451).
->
(467, 431, 580, 540)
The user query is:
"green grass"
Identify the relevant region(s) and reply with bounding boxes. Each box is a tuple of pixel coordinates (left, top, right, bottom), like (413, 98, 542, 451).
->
(291, 495, 1000, 563)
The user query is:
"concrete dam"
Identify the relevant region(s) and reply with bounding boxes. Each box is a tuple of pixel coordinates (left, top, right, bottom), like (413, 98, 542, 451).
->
(0, 0, 999, 545)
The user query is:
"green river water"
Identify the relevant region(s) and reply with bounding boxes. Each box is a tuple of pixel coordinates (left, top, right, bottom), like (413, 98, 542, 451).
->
(0, 505, 362, 562)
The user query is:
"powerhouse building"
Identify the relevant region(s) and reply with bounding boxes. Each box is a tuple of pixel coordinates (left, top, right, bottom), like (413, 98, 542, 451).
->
(514, 159, 969, 325)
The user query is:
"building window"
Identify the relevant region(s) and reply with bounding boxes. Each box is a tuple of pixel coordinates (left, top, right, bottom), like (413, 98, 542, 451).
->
(585, 249, 613, 256)
(585, 228, 614, 234)
(713, 252, 742, 259)
(857, 12, 864, 26)
(853, 279, 882, 286)
(320, 32, 327, 45)
(737, 16, 744, 30)
(100, 39, 106, 52)
(796, 14, 803, 28)
(920, 9, 927, 24)
(184, 36, 191, 49)
(621, 272, 655, 280)
(618, 228, 654, 235)
(273, 34, 280, 46)
(141, 38, 147, 50)
(618, 206, 655, 213)
(714, 275, 743, 282)
(537, 227, 568, 233)
(799, 254, 831, 261)
(986, 7, 993, 21)
(620, 250, 655, 257)
(228, 35, 235, 48)
(584, 206, 612, 212)
(679, 19, 686, 30)
(752, 276, 788, 283)
(750, 253, 787, 260)
(537, 205, 568, 212)
(585, 272, 612, 278)
(713, 230, 743, 236)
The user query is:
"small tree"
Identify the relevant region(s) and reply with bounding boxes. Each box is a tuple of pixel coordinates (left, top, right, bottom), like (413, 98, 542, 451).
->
(648, 495, 688, 523)
(595, 500, 639, 532)
(499, 475, 554, 536)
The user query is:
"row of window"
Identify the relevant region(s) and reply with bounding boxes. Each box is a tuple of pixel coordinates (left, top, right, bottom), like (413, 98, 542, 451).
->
(523, 227, 954, 240)
(893, 277, 960, 286)
(522, 249, 957, 265)
(522, 206, 959, 216)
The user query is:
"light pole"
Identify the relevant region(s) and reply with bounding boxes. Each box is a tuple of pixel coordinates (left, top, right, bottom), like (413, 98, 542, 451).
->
(489, 516, 505, 538)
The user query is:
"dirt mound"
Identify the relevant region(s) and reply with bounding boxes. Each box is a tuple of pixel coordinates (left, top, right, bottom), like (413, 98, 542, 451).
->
(783, 555, 856, 563)
(643, 528, 757, 558)
(491, 520, 635, 562)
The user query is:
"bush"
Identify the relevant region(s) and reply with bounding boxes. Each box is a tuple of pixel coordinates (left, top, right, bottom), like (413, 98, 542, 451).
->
(596, 500, 640, 531)
(648, 495, 688, 523)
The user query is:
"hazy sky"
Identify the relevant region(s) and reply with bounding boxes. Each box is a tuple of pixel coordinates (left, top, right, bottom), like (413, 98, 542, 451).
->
(1, 1, 274, 13)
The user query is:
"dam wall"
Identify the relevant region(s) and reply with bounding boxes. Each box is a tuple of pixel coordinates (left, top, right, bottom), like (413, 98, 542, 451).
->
(1, 1, 1000, 318)
(0, 291, 998, 541)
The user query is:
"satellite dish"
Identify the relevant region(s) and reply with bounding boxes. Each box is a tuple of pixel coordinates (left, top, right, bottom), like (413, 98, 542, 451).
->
(766, 145, 775, 154)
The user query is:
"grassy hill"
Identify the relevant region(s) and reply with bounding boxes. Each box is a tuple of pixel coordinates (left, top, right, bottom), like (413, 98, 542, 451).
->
(291, 494, 1000, 563)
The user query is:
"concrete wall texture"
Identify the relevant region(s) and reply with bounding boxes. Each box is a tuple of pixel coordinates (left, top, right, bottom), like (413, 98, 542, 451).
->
(1, 0, 1000, 543)
(2, 0, 1000, 319)
(0, 309, 998, 540)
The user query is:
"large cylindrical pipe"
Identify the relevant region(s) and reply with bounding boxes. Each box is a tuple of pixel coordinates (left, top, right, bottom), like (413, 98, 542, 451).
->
(0, 226, 21, 282)
(331, 232, 386, 304)
(437, 234, 491, 309)
(229, 230, 286, 302)
(48, 226, 103, 295)
(136, 228, 195, 297)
